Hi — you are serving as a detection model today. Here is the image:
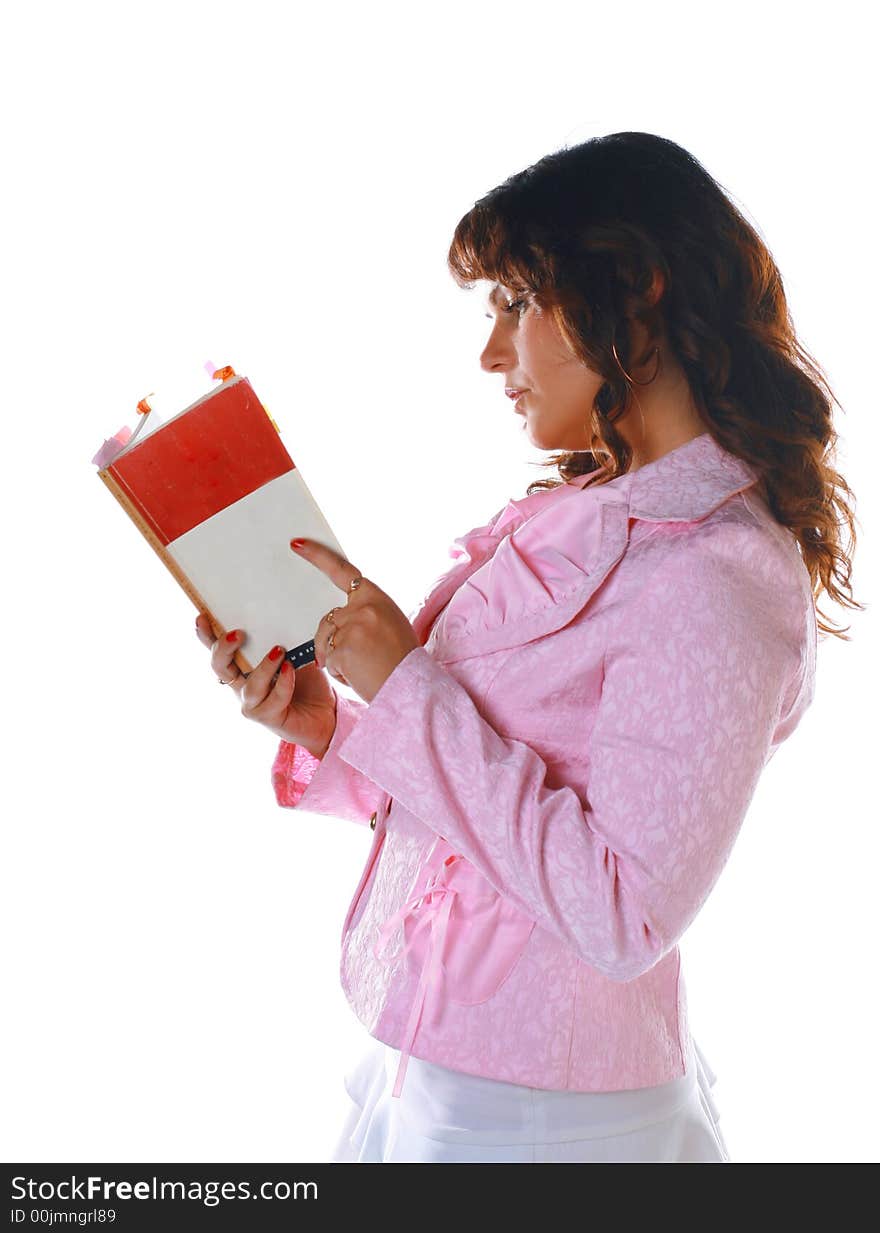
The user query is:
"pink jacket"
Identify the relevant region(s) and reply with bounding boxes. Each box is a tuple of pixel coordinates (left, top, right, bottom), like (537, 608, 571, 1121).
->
(271, 431, 816, 1097)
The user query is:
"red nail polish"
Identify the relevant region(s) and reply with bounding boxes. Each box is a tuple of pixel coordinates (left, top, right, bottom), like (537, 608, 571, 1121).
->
(269, 645, 284, 661)
(290, 538, 306, 550)
(225, 631, 239, 642)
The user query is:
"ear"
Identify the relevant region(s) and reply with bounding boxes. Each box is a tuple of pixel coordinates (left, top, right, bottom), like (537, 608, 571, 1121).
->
(645, 267, 665, 308)
(643, 266, 666, 308)
(623, 267, 666, 323)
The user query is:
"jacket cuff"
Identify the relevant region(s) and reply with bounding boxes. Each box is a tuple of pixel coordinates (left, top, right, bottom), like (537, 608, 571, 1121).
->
(271, 690, 381, 824)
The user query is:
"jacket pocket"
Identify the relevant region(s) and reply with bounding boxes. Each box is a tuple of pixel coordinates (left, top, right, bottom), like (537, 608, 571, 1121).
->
(402, 841, 536, 1005)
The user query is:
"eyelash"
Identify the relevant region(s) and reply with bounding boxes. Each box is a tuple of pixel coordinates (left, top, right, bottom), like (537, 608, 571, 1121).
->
(485, 297, 528, 320)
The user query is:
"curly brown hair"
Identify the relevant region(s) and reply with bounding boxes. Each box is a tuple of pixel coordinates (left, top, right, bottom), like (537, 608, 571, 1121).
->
(447, 131, 863, 642)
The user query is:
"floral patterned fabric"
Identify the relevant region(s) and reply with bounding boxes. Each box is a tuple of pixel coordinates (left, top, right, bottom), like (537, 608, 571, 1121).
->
(271, 432, 816, 1097)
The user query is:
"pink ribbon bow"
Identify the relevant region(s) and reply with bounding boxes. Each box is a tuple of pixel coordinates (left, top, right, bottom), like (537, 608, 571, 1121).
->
(372, 853, 461, 1098)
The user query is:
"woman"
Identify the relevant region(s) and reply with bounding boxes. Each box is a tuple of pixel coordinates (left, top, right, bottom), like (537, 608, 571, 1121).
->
(195, 132, 861, 1162)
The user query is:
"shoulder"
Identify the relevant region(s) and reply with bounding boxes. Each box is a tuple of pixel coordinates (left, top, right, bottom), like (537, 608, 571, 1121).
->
(620, 490, 813, 656)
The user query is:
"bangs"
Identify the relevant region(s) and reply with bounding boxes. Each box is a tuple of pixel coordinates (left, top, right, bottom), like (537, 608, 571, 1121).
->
(446, 203, 543, 296)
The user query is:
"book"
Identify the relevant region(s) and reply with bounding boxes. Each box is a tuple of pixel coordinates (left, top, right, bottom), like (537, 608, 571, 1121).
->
(93, 366, 350, 674)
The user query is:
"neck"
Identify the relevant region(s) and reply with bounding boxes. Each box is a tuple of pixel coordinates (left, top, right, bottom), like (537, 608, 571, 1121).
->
(614, 357, 707, 472)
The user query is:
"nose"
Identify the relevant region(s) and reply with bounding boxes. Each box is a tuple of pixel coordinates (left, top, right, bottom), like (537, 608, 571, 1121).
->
(480, 320, 517, 375)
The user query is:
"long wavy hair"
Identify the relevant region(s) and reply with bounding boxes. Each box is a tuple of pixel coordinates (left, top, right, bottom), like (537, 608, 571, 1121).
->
(447, 132, 862, 642)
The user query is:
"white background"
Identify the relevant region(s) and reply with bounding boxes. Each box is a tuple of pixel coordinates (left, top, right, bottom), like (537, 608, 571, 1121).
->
(2, 0, 876, 1165)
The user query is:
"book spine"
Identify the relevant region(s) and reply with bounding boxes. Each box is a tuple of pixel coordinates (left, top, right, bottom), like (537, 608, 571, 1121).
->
(96, 468, 257, 674)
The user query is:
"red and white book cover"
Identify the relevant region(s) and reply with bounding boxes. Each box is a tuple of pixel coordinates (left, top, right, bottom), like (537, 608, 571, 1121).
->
(94, 371, 349, 673)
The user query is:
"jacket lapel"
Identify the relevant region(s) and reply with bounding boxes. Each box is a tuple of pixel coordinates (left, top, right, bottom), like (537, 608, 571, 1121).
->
(427, 496, 631, 664)
(412, 432, 759, 666)
(408, 516, 511, 648)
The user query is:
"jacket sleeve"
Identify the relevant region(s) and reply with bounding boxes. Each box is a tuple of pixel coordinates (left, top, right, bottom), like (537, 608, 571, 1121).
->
(270, 500, 518, 824)
(270, 690, 385, 826)
(333, 532, 815, 979)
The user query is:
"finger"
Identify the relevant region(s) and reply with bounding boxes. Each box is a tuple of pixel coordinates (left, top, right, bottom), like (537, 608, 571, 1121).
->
(210, 628, 247, 678)
(194, 612, 217, 648)
(315, 617, 346, 672)
(315, 605, 351, 653)
(243, 653, 296, 720)
(290, 537, 365, 596)
(240, 643, 290, 710)
(195, 612, 240, 654)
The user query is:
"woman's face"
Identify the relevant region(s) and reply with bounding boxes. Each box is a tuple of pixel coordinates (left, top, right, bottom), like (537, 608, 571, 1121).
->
(480, 282, 604, 452)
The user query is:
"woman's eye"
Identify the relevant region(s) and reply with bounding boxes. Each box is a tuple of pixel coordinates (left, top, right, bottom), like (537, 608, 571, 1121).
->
(484, 296, 530, 321)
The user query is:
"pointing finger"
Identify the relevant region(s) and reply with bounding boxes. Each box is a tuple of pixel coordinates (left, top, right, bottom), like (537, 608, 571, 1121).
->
(290, 538, 365, 596)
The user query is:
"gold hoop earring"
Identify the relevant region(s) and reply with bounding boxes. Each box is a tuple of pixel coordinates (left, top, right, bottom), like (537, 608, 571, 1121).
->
(611, 325, 661, 386)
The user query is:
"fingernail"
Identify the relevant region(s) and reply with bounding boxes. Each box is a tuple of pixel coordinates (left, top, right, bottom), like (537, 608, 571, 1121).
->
(290, 538, 306, 550)
(225, 630, 239, 642)
(269, 645, 284, 661)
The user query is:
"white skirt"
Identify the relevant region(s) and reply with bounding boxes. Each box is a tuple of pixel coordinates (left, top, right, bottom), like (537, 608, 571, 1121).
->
(329, 1031, 731, 1163)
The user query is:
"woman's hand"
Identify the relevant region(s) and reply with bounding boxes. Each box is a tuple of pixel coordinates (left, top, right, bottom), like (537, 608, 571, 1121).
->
(194, 613, 338, 759)
(289, 537, 421, 703)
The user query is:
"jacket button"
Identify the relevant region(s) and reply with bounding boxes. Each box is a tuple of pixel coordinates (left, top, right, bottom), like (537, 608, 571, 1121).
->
(369, 811, 377, 830)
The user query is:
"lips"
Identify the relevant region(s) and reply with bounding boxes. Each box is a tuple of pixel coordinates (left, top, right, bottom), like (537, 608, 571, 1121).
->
(505, 388, 528, 400)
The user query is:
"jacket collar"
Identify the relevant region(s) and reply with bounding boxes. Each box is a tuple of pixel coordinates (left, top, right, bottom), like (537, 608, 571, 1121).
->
(567, 430, 759, 522)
